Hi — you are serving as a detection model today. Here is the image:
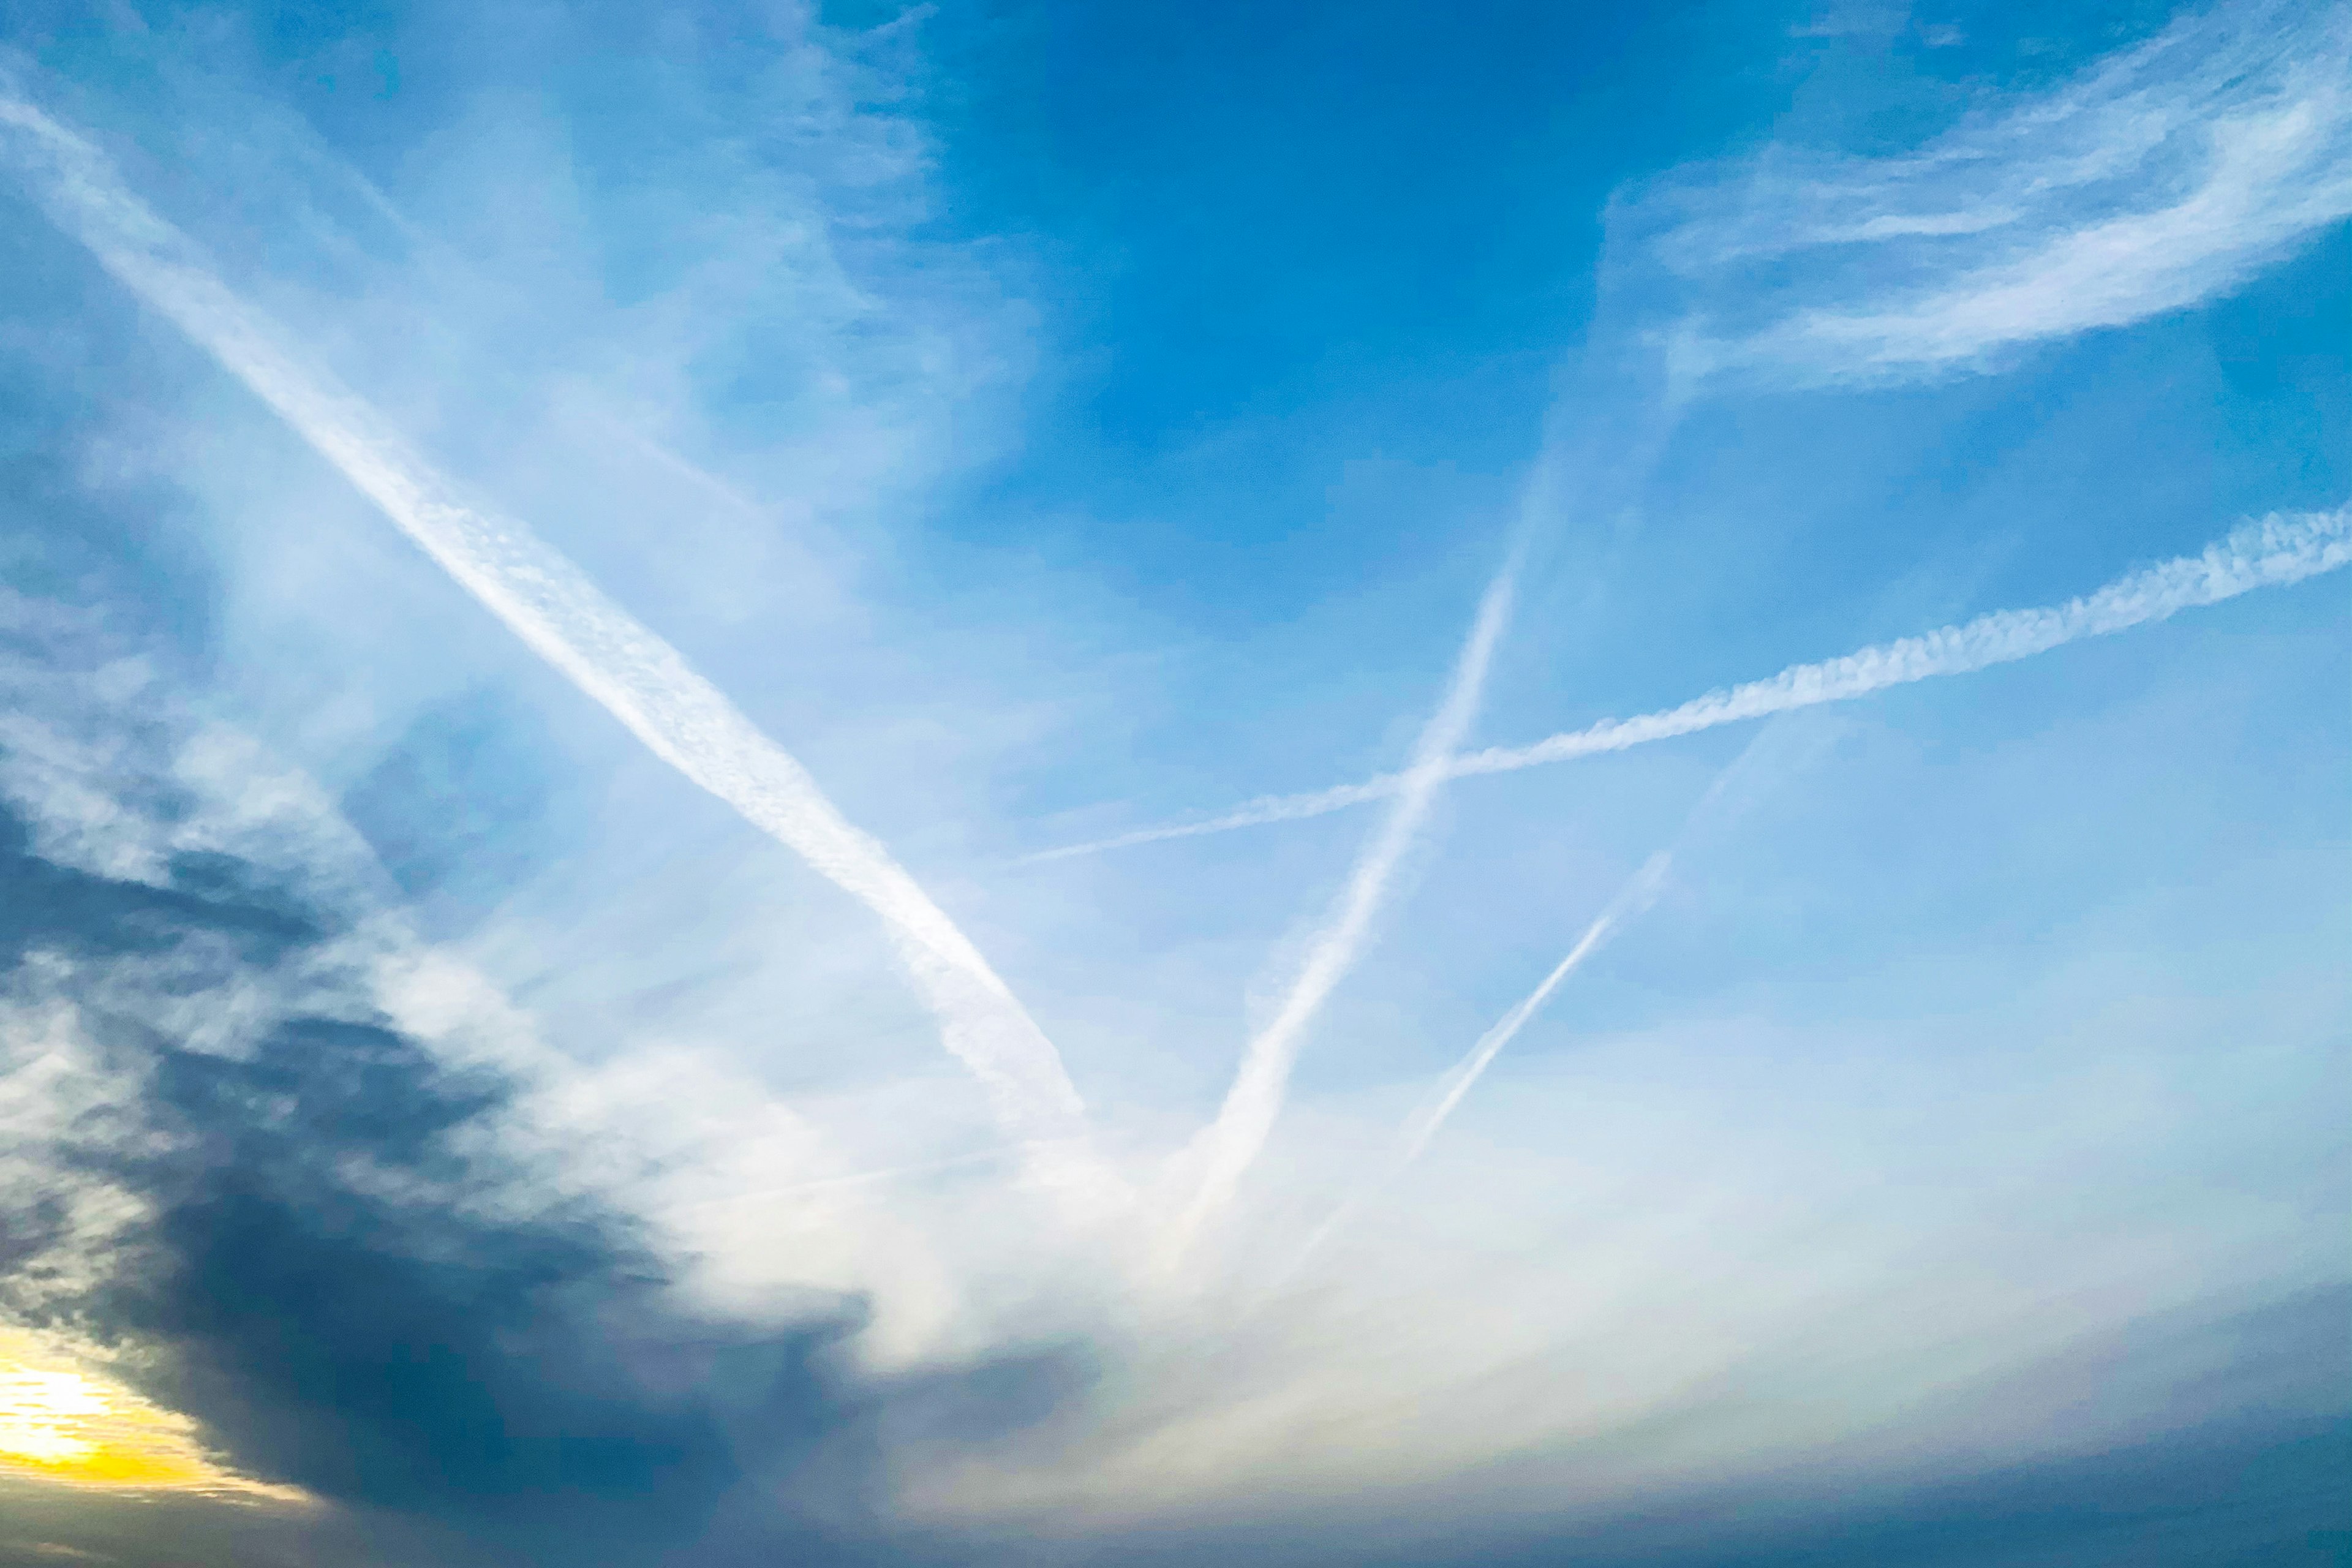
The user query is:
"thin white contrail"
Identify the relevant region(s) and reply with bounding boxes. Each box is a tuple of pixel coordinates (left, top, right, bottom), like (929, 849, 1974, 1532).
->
(1400, 851, 1670, 1164)
(1033, 503, 2352, 861)
(0, 91, 1108, 1188)
(1292, 729, 1791, 1272)
(1161, 562, 1520, 1261)
(1287, 859, 1668, 1273)
(1404, 720, 1800, 1169)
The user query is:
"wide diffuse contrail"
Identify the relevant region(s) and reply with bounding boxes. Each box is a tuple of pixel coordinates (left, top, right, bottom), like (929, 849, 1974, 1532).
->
(1035, 503, 2352, 861)
(0, 91, 1107, 1189)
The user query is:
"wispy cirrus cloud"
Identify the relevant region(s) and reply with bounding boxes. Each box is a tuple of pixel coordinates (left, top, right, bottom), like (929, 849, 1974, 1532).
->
(1626, 0, 2352, 388)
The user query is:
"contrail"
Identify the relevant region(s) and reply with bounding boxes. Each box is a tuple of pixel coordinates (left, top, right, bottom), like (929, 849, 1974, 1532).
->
(1400, 721, 1812, 1160)
(1289, 860, 1675, 1278)
(1161, 563, 1520, 1262)
(1286, 859, 1668, 1275)
(1400, 851, 1670, 1163)
(1033, 503, 2352, 861)
(0, 91, 1107, 1188)
(1291, 728, 1796, 1273)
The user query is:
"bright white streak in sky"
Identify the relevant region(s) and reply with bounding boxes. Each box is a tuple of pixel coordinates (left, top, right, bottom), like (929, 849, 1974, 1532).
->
(1035, 504, 2352, 860)
(1651, 0, 2352, 386)
(1162, 564, 1518, 1262)
(1399, 851, 1670, 1164)
(0, 90, 1112, 1198)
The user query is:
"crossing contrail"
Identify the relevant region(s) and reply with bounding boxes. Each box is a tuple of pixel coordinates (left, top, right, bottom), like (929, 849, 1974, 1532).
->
(1160, 564, 1519, 1263)
(0, 89, 1112, 1197)
(1031, 503, 2352, 862)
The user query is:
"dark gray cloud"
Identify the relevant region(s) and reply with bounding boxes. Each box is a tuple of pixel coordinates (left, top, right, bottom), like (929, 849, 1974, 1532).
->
(0, 793, 891, 1566)
(0, 321, 1076, 1566)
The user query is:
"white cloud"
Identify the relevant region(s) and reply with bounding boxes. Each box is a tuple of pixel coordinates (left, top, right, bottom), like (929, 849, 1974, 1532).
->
(1631, 0, 2352, 387)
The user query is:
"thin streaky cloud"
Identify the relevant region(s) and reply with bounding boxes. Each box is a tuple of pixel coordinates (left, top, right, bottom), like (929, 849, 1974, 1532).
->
(1161, 559, 1520, 1263)
(1034, 503, 2352, 859)
(1642, 0, 2352, 386)
(0, 88, 1114, 1200)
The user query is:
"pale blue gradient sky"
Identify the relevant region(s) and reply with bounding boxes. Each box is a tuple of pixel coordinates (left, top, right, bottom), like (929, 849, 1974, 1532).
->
(0, 1, 2343, 1562)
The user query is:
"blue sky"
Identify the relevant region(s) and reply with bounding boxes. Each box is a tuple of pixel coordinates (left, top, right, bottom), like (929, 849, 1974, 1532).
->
(0, 1, 2345, 1563)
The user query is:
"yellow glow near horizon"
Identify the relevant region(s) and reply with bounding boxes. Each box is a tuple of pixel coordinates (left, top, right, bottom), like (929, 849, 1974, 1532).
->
(0, 1329, 307, 1501)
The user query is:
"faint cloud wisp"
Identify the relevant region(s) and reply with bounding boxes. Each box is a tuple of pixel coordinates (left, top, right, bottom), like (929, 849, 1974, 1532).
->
(1634, 0, 2352, 387)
